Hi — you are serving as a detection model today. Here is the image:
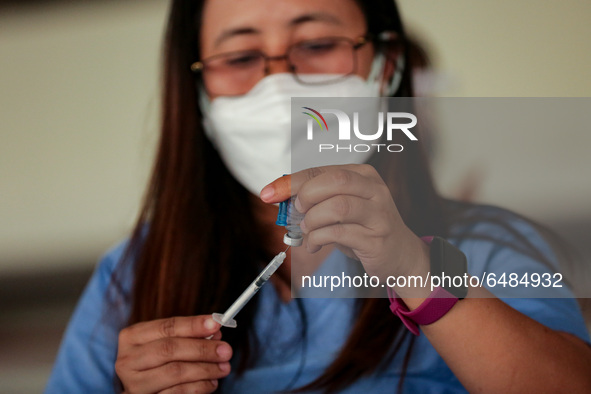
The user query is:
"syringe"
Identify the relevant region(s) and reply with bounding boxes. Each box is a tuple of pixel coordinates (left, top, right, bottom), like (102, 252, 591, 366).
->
(212, 247, 289, 328)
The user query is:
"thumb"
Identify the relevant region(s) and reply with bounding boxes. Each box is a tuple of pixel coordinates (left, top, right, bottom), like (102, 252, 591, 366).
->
(260, 174, 292, 203)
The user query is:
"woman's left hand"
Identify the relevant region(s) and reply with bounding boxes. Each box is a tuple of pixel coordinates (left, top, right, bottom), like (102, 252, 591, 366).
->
(260, 164, 429, 283)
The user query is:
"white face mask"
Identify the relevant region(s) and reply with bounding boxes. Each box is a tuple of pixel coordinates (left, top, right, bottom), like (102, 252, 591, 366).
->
(200, 54, 401, 195)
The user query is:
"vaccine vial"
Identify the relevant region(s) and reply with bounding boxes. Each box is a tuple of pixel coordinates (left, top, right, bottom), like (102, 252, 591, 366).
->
(276, 196, 304, 247)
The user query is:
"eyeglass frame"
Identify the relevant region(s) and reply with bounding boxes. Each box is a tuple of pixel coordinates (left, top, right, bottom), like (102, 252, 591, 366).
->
(191, 34, 368, 74)
(190, 32, 400, 94)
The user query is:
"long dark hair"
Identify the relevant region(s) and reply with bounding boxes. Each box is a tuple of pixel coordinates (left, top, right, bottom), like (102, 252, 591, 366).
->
(111, 0, 447, 392)
(109, 0, 567, 392)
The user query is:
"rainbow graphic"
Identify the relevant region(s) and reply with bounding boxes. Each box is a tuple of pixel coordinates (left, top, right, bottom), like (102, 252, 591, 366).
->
(302, 107, 328, 131)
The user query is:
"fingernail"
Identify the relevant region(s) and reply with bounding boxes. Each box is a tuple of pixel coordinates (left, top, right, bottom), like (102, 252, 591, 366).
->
(260, 185, 274, 201)
(299, 219, 307, 233)
(294, 196, 303, 212)
(217, 344, 232, 358)
(204, 318, 217, 330)
(211, 379, 218, 387)
(218, 362, 231, 372)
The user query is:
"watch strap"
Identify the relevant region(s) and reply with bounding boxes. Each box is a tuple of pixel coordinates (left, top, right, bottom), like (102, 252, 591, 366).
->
(388, 286, 458, 335)
(388, 235, 464, 335)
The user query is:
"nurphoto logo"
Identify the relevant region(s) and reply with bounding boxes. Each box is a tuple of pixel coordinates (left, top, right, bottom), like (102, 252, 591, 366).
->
(302, 106, 418, 153)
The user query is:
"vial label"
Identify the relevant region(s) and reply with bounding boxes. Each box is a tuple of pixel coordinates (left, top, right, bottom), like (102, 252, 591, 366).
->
(276, 196, 304, 244)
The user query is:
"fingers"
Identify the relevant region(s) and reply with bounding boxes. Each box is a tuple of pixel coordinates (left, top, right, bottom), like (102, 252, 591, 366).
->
(260, 164, 379, 203)
(260, 174, 292, 203)
(259, 164, 394, 258)
(116, 315, 230, 393)
(159, 379, 219, 394)
(125, 338, 232, 371)
(123, 361, 230, 394)
(295, 169, 382, 213)
(305, 223, 377, 254)
(120, 315, 220, 348)
(300, 195, 377, 233)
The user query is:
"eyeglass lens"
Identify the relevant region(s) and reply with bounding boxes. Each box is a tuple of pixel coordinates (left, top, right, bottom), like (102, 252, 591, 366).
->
(201, 37, 359, 96)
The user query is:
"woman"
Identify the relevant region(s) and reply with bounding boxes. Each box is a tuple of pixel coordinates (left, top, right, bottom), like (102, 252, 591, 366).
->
(46, 0, 591, 393)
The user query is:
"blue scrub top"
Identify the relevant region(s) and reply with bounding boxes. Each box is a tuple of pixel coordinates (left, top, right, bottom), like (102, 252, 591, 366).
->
(45, 207, 590, 393)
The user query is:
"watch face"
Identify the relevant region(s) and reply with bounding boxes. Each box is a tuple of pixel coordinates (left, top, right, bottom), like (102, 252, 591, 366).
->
(431, 237, 468, 299)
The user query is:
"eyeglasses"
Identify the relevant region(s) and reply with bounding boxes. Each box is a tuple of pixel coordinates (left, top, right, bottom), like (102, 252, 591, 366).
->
(191, 35, 371, 96)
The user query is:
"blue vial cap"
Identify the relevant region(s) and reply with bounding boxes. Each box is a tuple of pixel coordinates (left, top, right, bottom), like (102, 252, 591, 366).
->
(276, 199, 288, 226)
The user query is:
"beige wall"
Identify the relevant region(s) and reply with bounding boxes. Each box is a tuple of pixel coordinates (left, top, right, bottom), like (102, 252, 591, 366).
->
(0, 1, 167, 273)
(1, 0, 590, 273)
(396, 0, 591, 220)
(398, 0, 591, 97)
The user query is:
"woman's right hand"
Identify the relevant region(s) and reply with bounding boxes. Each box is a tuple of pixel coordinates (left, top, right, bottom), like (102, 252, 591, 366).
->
(115, 315, 232, 393)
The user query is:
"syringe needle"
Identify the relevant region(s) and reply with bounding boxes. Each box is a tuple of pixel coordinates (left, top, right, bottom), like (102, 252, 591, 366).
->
(212, 250, 287, 328)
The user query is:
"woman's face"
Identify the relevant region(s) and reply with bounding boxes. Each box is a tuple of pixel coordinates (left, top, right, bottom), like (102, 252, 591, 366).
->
(200, 0, 374, 99)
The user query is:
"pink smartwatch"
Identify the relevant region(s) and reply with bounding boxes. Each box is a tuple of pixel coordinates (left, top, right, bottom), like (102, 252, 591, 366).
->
(388, 236, 467, 335)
